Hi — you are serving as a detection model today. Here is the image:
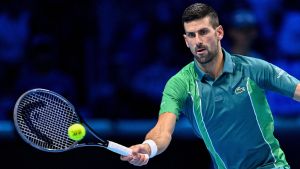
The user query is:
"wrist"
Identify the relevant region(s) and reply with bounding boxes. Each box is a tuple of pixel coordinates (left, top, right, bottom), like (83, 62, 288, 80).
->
(142, 139, 158, 158)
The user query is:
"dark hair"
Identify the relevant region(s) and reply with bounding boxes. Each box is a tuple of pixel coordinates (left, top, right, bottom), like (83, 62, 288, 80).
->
(182, 3, 219, 28)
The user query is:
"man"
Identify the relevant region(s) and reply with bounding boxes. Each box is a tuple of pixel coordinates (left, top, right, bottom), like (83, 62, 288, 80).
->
(227, 9, 264, 59)
(121, 3, 300, 169)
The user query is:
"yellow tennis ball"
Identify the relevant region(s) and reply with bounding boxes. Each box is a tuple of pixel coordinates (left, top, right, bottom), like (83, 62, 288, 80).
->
(68, 123, 86, 141)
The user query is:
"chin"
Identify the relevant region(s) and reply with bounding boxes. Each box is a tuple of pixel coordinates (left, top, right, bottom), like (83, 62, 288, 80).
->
(197, 57, 213, 65)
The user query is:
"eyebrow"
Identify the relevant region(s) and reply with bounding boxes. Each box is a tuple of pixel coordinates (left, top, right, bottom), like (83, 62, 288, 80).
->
(185, 27, 210, 34)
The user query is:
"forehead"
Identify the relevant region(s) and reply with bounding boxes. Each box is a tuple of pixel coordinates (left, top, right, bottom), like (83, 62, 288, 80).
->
(183, 17, 213, 32)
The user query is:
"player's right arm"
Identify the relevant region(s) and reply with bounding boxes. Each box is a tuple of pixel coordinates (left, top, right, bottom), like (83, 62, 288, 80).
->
(121, 70, 187, 166)
(121, 67, 190, 166)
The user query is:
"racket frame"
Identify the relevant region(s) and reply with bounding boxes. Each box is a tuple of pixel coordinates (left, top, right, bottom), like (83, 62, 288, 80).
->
(13, 88, 132, 156)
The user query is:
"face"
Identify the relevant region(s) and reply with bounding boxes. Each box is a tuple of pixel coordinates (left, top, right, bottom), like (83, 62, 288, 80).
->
(183, 17, 224, 65)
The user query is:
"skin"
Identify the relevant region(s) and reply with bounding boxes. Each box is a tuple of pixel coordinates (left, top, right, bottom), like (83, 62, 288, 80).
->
(120, 16, 300, 166)
(294, 84, 300, 101)
(120, 112, 176, 166)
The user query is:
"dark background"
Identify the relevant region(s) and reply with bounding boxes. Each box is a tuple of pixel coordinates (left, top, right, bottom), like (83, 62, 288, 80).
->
(1, 0, 300, 168)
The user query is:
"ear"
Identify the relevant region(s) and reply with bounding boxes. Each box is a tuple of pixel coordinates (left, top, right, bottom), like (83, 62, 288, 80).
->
(216, 25, 224, 40)
(183, 34, 190, 48)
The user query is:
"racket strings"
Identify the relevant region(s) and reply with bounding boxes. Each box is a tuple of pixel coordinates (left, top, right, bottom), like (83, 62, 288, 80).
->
(16, 91, 80, 151)
(21, 100, 53, 145)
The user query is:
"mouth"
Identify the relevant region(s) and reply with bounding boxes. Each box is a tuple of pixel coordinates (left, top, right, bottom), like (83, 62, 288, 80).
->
(196, 47, 206, 54)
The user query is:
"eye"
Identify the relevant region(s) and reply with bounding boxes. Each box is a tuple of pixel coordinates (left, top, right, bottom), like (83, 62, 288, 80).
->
(186, 32, 196, 38)
(199, 29, 209, 35)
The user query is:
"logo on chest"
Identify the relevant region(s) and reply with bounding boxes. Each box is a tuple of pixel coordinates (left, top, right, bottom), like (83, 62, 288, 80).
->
(234, 86, 246, 95)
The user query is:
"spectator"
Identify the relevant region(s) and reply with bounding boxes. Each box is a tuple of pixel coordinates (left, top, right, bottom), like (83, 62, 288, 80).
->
(226, 9, 264, 59)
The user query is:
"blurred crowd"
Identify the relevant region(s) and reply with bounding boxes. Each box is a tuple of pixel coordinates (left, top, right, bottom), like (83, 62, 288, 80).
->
(0, 0, 300, 120)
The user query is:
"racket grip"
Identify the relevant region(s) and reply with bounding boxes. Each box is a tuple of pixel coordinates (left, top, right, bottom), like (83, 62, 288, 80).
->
(107, 140, 132, 156)
(106, 141, 149, 160)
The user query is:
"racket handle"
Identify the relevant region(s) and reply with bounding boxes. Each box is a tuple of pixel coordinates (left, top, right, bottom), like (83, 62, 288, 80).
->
(107, 141, 132, 156)
(106, 141, 149, 160)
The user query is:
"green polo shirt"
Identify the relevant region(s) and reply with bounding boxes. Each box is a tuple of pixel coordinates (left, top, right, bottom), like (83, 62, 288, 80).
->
(159, 49, 299, 169)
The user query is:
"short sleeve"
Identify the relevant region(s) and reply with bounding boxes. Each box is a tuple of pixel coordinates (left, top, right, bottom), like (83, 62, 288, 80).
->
(253, 59, 300, 97)
(159, 75, 188, 118)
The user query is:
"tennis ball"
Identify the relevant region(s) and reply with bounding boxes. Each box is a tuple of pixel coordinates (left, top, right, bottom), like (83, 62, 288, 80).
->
(68, 123, 86, 141)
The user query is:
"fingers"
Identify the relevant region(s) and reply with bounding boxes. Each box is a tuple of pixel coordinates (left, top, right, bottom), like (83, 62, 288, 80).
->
(120, 155, 132, 161)
(120, 153, 149, 166)
(129, 153, 149, 166)
(120, 144, 150, 166)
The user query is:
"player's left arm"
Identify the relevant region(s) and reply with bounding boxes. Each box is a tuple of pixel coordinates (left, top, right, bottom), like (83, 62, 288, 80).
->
(253, 59, 300, 99)
(293, 83, 300, 101)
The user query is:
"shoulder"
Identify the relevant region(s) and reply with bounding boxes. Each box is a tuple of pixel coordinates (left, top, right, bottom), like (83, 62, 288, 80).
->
(231, 54, 271, 70)
(167, 61, 196, 85)
(163, 61, 196, 94)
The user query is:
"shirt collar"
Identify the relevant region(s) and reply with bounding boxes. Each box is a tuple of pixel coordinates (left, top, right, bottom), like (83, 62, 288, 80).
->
(194, 48, 234, 80)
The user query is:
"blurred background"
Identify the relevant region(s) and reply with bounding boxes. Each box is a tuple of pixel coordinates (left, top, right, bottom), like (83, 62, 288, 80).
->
(0, 0, 299, 168)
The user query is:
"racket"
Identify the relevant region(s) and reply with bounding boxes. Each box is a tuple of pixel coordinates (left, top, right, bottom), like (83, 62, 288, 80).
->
(13, 88, 148, 159)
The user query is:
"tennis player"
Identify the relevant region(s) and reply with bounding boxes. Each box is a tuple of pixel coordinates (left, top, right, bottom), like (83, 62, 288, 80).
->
(121, 3, 300, 169)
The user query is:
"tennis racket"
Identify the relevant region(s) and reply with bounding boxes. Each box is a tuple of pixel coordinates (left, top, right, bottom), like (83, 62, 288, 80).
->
(13, 88, 148, 159)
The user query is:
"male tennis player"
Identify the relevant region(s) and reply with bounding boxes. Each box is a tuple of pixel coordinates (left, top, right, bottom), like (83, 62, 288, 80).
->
(121, 3, 300, 169)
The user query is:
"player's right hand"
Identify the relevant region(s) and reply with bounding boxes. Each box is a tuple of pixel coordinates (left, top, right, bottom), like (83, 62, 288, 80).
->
(120, 144, 151, 166)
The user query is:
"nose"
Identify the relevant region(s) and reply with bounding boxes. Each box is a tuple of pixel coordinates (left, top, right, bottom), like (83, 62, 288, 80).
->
(195, 33, 203, 45)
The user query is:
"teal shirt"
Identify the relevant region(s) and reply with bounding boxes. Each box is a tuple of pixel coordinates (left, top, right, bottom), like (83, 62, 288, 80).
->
(159, 49, 299, 169)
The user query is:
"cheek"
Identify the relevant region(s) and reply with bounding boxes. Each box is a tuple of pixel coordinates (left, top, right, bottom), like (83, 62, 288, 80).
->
(186, 40, 195, 48)
(207, 36, 218, 47)
(189, 42, 197, 50)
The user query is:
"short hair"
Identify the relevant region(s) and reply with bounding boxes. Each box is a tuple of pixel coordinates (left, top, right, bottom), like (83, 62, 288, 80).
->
(182, 3, 219, 28)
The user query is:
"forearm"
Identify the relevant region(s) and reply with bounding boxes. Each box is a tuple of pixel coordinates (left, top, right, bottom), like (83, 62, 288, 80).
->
(145, 126, 172, 155)
(293, 83, 300, 102)
(143, 112, 177, 156)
